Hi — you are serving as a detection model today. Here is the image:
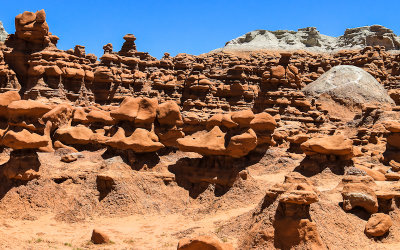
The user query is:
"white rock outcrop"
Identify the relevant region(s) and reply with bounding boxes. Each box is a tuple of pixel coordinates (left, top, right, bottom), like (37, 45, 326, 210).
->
(216, 25, 400, 52)
(302, 65, 395, 104)
(0, 21, 8, 42)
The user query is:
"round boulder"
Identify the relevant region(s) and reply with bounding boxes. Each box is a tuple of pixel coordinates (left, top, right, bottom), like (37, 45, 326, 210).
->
(365, 213, 392, 237)
(302, 65, 394, 105)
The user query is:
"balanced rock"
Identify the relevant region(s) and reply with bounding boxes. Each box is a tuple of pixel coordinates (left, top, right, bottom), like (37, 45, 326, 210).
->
(231, 110, 255, 127)
(7, 100, 52, 119)
(110, 97, 158, 125)
(105, 127, 164, 153)
(177, 126, 226, 156)
(2, 129, 48, 149)
(55, 126, 94, 145)
(156, 100, 183, 126)
(250, 112, 277, 131)
(0, 91, 20, 117)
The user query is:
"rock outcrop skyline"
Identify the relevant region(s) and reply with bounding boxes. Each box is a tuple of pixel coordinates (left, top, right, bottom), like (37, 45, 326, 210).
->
(217, 25, 400, 52)
(0, 21, 7, 42)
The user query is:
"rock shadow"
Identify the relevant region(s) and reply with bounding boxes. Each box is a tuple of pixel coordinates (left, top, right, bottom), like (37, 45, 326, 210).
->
(0, 149, 39, 200)
(168, 146, 267, 198)
(294, 154, 352, 177)
(101, 147, 160, 170)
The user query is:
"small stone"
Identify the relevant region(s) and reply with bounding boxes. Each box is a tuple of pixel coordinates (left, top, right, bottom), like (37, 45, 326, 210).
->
(61, 153, 78, 163)
(91, 229, 110, 244)
(365, 213, 392, 237)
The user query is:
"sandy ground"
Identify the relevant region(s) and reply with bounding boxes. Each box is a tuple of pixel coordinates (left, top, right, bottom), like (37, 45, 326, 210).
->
(0, 206, 255, 249)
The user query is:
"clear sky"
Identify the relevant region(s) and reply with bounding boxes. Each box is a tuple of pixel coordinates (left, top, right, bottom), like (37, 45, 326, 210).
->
(0, 0, 399, 58)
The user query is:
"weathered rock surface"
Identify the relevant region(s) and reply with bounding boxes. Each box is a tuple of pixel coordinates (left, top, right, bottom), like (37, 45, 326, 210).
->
(341, 183, 379, 213)
(301, 134, 353, 156)
(177, 235, 234, 250)
(303, 65, 394, 105)
(0, 10, 399, 250)
(91, 229, 110, 244)
(365, 213, 393, 237)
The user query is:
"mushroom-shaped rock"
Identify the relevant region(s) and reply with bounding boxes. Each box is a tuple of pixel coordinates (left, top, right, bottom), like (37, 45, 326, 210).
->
(177, 126, 226, 156)
(111, 97, 158, 125)
(231, 110, 255, 127)
(226, 128, 257, 158)
(206, 113, 237, 129)
(136, 98, 158, 125)
(156, 128, 184, 147)
(302, 65, 395, 104)
(110, 97, 139, 122)
(301, 134, 353, 156)
(2, 129, 48, 149)
(55, 126, 94, 145)
(105, 127, 164, 153)
(0, 91, 20, 117)
(250, 112, 277, 131)
(87, 110, 114, 125)
(365, 213, 392, 237)
(73, 107, 88, 123)
(41, 104, 73, 128)
(7, 100, 52, 119)
(177, 235, 234, 250)
(341, 183, 378, 214)
(156, 101, 183, 126)
(279, 189, 319, 205)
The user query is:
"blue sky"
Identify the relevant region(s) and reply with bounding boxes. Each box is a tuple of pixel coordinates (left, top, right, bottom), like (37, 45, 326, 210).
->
(0, 0, 399, 58)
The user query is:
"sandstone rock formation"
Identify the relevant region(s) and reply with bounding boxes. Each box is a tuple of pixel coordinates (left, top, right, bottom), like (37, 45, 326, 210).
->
(239, 173, 326, 249)
(0, 9, 399, 249)
(177, 235, 234, 250)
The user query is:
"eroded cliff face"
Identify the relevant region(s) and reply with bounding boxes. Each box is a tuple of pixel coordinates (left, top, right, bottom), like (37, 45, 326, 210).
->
(220, 25, 400, 52)
(1, 12, 400, 114)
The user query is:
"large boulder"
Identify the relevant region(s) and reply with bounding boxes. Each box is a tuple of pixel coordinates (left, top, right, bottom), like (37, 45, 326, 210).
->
(105, 127, 164, 153)
(7, 100, 52, 119)
(41, 104, 73, 128)
(14, 10, 49, 43)
(2, 129, 48, 149)
(55, 126, 94, 145)
(250, 112, 277, 131)
(156, 101, 182, 126)
(176, 126, 226, 156)
(110, 97, 158, 125)
(302, 65, 394, 105)
(301, 134, 353, 156)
